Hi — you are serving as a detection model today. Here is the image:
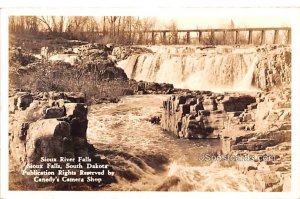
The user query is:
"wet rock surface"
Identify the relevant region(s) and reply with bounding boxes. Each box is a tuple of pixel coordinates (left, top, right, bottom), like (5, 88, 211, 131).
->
(112, 46, 153, 61)
(160, 87, 291, 191)
(130, 80, 174, 95)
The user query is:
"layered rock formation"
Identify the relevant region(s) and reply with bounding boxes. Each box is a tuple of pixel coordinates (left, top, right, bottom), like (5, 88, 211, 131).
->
(112, 46, 153, 61)
(130, 80, 174, 95)
(221, 87, 291, 152)
(9, 91, 88, 168)
(160, 87, 291, 191)
(161, 91, 256, 139)
(254, 46, 291, 90)
(9, 91, 115, 189)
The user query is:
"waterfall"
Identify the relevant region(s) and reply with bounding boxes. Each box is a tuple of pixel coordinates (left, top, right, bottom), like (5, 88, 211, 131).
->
(235, 56, 259, 91)
(118, 46, 259, 91)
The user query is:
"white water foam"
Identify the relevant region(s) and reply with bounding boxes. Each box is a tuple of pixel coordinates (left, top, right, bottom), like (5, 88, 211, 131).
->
(118, 46, 260, 91)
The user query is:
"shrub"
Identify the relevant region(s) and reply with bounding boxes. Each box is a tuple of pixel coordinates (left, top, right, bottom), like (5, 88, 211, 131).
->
(9, 59, 133, 104)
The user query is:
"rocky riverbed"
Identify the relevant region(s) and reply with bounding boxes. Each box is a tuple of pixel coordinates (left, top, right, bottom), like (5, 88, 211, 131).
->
(8, 88, 291, 191)
(8, 41, 292, 191)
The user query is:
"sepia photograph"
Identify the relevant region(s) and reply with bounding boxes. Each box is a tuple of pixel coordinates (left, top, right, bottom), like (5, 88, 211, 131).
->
(1, 5, 299, 198)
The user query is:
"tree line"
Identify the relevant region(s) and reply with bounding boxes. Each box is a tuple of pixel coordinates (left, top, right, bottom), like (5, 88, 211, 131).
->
(9, 16, 158, 44)
(11, 17, 280, 45)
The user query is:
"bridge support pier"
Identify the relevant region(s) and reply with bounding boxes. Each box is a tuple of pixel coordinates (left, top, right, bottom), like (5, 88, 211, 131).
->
(163, 31, 167, 44)
(248, 30, 253, 44)
(273, 30, 278, 44)
(210, 30, 215, 45)
(261, 30, 265, 45)
(198, 31, 202, 44)
(151, 31, 155, 45)
(235, 30, 239, 45)
(186, 32, 190, 44)
(174, 32, 178, 44)
(223, 31, 226, 45)
(287, 29, 291, 44)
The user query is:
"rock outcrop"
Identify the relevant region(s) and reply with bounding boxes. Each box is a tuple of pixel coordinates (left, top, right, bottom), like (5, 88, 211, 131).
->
(9, 91, 90, 169)
(160, 87, 291, 191)
(112, 46, 153, 61)
(254, 46, 291, 90)
(161, 91, 256, 139)
(130, 80, 174, 95)
(221, 87, 291, 153)
(9, 47, 37, 67)
(9, 91, 115, 189)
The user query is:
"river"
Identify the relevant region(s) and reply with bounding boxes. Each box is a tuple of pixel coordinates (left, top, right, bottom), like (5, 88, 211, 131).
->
(87, 95, 257, 191)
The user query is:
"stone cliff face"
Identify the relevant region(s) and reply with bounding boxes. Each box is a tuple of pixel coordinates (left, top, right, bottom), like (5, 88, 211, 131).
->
(254, 46, 291, 90)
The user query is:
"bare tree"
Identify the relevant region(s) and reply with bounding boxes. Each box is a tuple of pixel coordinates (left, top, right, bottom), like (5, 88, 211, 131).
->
(167, 20, 178, 44)
(140, 17, 157, 44)
(58, 16, 65, 33)
(106, 16, 120, 37)
(38, 16, 53, 32)
(9, 16, 39, 33)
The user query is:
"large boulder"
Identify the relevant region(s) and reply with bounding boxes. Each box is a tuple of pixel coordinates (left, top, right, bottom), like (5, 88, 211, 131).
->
(9, 121, 30, 169)
(16, 92, 33, 110)
(64, 103, 88, 138)
(9, 97, 17, 113)
(65, 103, 88, 119)
(64, 92, 86, 103)
(218, 95, 256, 112)
(182, 117, 213, 139)
(254, 171, 281, 191)
(202, 98, 217, 111)
(25, 119, 71, 162)
(44, 107, 66, 119)
(48, 91, 65, 100)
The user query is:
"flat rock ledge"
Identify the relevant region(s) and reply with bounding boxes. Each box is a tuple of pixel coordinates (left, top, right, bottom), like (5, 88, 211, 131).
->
(160, 87, 291, 192)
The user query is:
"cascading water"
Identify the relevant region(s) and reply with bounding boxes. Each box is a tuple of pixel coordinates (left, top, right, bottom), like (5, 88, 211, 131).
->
(87, 45, 264, 191)
(117, 46, 259, 91)
(87, 95, 257, 191)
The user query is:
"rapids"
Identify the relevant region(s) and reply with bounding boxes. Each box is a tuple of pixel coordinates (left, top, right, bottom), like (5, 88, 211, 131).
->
(87, 95, 257, 191)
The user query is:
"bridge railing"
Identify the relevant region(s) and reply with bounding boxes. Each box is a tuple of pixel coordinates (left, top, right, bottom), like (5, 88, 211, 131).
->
(78, 27, 291, 45)
(145, 27, 291, 45)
